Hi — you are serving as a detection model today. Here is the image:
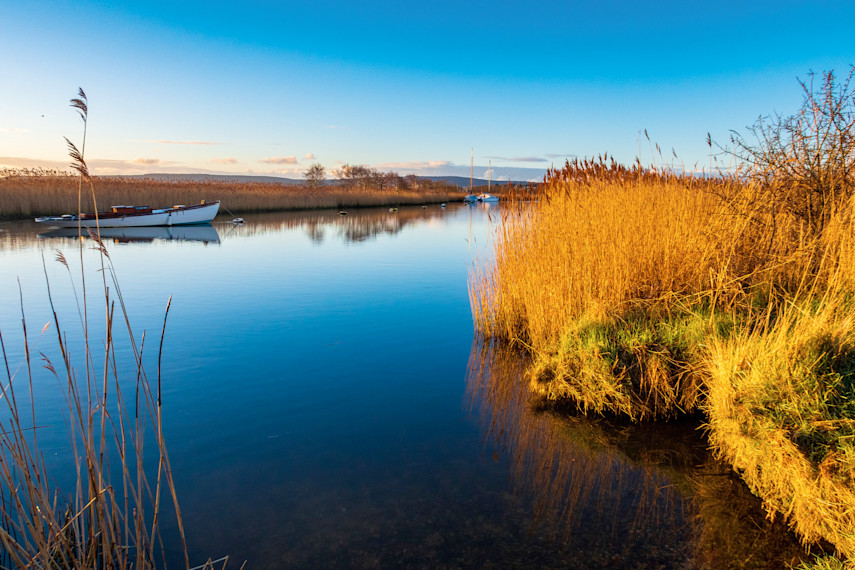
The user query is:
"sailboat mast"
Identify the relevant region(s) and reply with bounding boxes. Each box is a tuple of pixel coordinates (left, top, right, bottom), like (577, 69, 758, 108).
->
(470, 148, 473, 193)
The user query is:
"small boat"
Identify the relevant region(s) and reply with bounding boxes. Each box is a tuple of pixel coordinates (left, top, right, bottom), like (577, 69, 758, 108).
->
(463, 194, 478, 203)
(477, 193, 499, 203)
(35, 200, 220, 228)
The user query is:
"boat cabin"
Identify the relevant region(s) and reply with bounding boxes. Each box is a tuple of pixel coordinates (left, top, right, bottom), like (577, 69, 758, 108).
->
(111, 205, 154, 215)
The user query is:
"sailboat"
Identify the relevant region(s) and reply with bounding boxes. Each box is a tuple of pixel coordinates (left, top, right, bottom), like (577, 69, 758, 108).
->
(477, 158, 499, 202)
(463, 148, 478, 203)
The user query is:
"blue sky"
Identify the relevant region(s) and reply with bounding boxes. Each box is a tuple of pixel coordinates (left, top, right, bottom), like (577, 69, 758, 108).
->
(1, 0, 853, 181)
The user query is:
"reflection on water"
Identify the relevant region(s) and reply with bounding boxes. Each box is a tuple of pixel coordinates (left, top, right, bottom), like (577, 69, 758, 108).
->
(467, 339, 819, 568)
(38, 224, 221, 244)
(220, 207, 453, 244)
(0, 205, 454, 250)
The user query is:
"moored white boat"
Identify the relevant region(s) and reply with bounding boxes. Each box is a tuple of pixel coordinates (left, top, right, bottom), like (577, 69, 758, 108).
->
(477, 193, 499, 202)
(35, 200, 220, 228)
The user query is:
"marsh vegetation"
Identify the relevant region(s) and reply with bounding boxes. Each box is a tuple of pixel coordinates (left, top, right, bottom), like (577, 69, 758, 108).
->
(471, 69, 855, 566)
(0, 169, 466, 219)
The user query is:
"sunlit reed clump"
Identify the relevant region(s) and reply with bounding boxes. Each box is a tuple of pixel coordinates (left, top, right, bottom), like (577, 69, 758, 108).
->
(470, 67, 855, 564)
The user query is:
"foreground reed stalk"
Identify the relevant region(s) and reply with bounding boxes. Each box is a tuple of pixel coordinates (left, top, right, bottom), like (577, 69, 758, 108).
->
(0, 89, 222, 569)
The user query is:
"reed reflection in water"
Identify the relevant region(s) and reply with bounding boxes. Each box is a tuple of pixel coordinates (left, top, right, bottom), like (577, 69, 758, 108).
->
(466, 339, 817, 568)
(219, 206, 454, 244)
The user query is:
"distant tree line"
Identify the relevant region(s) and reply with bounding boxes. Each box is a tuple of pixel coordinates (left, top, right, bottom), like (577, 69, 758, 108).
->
(303, 162, 452, 192)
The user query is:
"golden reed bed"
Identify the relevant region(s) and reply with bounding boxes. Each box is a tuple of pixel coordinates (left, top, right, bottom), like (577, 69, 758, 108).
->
(470, 158, 855, 564)
(0, 171, 467, 218)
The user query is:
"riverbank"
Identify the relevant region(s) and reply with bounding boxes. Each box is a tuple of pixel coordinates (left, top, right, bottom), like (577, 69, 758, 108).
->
(470, 160, 855, 566)
(0, 171, 472, 218)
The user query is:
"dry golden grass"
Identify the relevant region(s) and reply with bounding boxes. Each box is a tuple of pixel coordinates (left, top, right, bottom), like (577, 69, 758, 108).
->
(704, 286, 855, 558)
(0, 171, 464, 218)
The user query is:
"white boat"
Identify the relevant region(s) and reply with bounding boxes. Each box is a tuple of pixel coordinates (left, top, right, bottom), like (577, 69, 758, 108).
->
(35, 200, 220, 228)
(477, 193, 499, 203)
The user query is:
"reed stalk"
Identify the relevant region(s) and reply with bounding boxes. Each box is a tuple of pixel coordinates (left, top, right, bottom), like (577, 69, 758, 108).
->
(0, 89, 223, 569)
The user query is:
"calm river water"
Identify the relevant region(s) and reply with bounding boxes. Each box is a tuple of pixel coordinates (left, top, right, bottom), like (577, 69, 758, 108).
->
(0, 204, 811, 568)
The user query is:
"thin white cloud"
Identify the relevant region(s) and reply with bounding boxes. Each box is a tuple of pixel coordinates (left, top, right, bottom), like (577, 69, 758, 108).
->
(372, 160, 452, 170)
(269, 167, 302, 176)
(134, 139, 222, 145)
(260, 156, 297, 165)
(212, 157, 238, 165)
(304, 153, 315, 160)
(90, 158, 180, 171)
(1, 127, 29, 133)
(0, 157, 69, 170)
(544, 153, 576, 159)
(485, 155, 549, 163)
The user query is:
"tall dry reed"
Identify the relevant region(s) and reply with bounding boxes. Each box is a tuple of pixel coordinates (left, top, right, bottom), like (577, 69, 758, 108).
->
(470, 157, 855, 558)
(0, 89, 224, 569)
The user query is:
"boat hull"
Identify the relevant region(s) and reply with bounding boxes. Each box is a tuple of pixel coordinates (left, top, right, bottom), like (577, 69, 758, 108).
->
(35, 201, 220, 228)
(477, 194, 499, 202)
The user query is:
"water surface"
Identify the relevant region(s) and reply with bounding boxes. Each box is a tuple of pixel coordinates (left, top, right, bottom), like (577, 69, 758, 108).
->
(0, 205, 811, 568)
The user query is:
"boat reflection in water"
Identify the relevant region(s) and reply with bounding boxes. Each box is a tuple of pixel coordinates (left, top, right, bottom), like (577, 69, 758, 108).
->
(466, 339, 819, 568)
(38, 224, 220, 245)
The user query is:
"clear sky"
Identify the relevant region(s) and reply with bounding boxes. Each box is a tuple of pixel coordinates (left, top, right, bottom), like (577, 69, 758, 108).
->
(1, 0, 853, 181)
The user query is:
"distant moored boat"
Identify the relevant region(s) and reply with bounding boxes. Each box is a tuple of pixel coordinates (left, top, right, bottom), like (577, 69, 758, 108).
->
(35, 200, 221, 228)
(477, 193, 499, 203)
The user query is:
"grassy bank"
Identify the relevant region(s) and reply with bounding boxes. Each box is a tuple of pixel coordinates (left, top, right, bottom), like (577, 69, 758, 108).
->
(0, 170, 467, 219)
(470, 157, 855, 560)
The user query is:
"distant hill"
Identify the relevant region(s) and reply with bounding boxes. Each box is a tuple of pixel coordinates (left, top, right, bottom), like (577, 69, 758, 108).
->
(104, 172, 530, 188)
(421, 176, 531, 188)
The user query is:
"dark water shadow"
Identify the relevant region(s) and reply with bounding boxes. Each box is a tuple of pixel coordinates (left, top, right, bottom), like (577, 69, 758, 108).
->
(466, 338, 823, 569)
